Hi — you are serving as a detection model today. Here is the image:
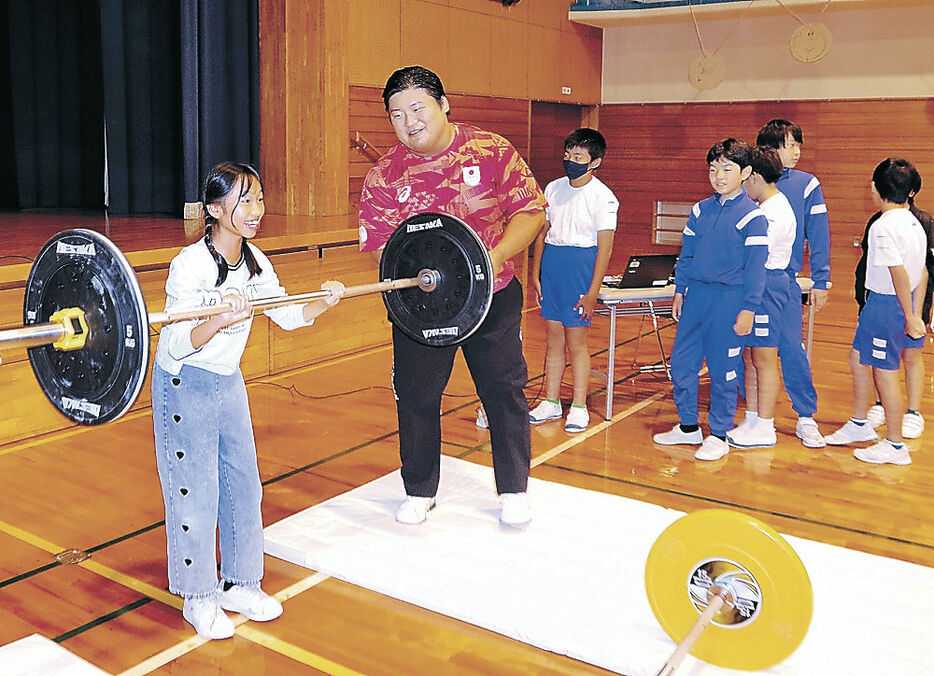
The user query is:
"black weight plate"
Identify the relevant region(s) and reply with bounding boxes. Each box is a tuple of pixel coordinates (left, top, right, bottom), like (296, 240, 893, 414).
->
(379, 213, 493, 347)
(24, 229, 150, 425)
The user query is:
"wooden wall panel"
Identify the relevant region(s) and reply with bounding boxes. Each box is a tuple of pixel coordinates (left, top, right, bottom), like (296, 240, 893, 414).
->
(347, 0, 401, 87)
(400, 0, 450, 76)
(597, 99, 934, 271)
(446, 8, 492, 97)
(490, 18, 529, 100)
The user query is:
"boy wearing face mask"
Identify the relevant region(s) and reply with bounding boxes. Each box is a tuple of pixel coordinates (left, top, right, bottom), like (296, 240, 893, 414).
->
(529, 128, 619, 433)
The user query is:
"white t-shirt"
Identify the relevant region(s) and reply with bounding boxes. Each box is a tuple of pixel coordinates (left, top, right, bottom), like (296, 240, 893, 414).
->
(865, 207, 927, 295)
(543, 175, 619, 248)
(758, 191, 796, 271)
(155, 239, 314, 376)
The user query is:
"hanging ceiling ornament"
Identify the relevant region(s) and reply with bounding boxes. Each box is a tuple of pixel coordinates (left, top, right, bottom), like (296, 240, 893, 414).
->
(778, 0, 834, 63)
(689, 54, 726, 91)
(789, 21, 832, 63)
(685, 0, 757, 92)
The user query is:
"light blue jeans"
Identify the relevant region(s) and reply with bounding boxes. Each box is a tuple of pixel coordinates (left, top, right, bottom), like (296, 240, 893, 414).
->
(152, 363, 265, 598)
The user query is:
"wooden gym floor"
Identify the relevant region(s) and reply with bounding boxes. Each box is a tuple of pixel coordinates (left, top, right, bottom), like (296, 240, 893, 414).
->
(0, 213, 932, 674)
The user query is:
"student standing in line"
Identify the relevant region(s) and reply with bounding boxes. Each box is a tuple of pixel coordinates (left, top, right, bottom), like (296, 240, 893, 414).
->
(529, 128, 619, 434)
(825, 158, 926, 465)
(653, 138, 768, 461)
(727, 146, 797, 448)
(756, 119, 830, 449)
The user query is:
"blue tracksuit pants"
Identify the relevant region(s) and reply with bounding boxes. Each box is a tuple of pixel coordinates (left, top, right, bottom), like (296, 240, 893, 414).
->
(671, 282, 745, 437)
(777, 271, 818, 417)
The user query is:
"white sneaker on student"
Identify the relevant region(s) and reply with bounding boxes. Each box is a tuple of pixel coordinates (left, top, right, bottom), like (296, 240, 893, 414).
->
(866, 404, 886, 429)
(824, 419, 878, 446)
(564, 406, 589, 433)
(902, 412, 924, 439)
(218, 583, 283, 622)
(183, 595, 235, 640)
(854, 439, 911, 465)
(727, 420, 776, 448)
(529, 399, 563, 424)
(694, 435, 729, 461)
(395, 496, 436, 524)
(795, 417, 826, 448)
(475, 407, 489, 429)
(499, 492, 532, 526)
(653, 424, 703, 446)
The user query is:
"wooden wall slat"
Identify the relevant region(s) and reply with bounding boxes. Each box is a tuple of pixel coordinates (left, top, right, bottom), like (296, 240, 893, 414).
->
(597, 99, 934, 268)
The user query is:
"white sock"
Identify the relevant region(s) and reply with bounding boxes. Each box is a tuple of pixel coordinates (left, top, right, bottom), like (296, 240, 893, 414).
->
(758, 417, 775, 431)
(744, 411, 759, 424)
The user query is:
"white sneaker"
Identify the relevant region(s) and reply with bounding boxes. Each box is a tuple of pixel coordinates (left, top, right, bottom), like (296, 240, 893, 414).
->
(529, 399, 562, 424)
(564, 406, 589, 433)
(653, 424, 703, 446)
(824, 419, 878, 446)
(183, 595, 235, 640)
(854, 439, 911, 465)
(218, 583, 283, 621)
(695, 435, 729, 461)
(395, 496, 435, 524)
(795, 418, 826, 448)
(866, 404, 886, 429)
(499, 492, 532, 526)
(902, 412, 924, 439)
(475, 407, 488, 429)
(727, 420, 776, 448)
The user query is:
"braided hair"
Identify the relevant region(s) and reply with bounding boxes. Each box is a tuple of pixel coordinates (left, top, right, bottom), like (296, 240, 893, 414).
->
(203, 162, 264, 286)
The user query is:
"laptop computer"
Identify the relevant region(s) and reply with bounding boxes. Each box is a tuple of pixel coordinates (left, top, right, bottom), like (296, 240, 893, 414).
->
(604, 254, 678, 289)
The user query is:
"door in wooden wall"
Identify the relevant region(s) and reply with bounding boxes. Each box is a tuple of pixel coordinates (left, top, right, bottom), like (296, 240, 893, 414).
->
(529, 102, 583, 192)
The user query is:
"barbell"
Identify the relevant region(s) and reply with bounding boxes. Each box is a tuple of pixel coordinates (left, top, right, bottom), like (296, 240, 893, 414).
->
(0, 212, 493, 425)
(646, 509, 813, 673)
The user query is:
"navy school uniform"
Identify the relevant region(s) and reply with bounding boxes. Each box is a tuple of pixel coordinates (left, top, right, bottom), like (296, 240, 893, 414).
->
(671, 189, 769, 437)
(775, 168, 830, 417)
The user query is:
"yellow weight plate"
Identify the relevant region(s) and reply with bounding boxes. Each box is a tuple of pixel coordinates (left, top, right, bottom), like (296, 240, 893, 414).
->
(645, 509, 812, 671)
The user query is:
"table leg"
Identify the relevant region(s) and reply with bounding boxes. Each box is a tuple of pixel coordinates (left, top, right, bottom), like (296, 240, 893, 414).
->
(606, 304, 617, 420)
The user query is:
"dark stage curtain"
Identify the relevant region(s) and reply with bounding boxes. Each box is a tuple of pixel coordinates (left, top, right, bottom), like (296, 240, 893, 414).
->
(2, 0, 105, 210)
(1, 0, 258, 215)
(101, 0, 182, 214)
(180, 0, 260, 207)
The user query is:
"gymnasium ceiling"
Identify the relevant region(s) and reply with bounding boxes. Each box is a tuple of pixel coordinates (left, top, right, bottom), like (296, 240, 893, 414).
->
(568, 0, 917, 27)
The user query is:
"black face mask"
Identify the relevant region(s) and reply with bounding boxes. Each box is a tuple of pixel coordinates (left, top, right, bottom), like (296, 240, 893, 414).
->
(563, 159, 590, 180)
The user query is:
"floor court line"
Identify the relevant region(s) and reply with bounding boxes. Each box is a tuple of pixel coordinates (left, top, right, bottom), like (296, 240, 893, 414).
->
(116, 572, 336, 676)
(542, 461, 934, 554)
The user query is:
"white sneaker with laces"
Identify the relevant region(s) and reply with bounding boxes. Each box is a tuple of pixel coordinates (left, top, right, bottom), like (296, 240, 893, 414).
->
(218, 583, 283, 621)
(564, 406, 589, 433)
(727, 420, 776, 448)
(902, 412, 924, 439)
(795, 417, 826, 448)
(653, 424, 703, 446)
(695, 435, 729, 461)
(866, 404, 886, 429)
(499, 492, 532, 526)
(395, 496, 436, 524)
(183, 595, 235, 640)
(475, 407, 488, 429)
(824, 419, 878, 446)
(529, 399, 563, 424)
(854, 439, 911, 465)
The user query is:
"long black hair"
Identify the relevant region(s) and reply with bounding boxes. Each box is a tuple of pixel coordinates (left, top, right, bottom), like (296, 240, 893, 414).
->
(203, 161, 264, 286)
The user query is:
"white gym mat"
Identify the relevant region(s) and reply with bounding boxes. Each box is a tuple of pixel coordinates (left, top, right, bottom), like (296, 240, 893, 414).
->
(0, 634, 108, 675)
(264, 456, 933, 675)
